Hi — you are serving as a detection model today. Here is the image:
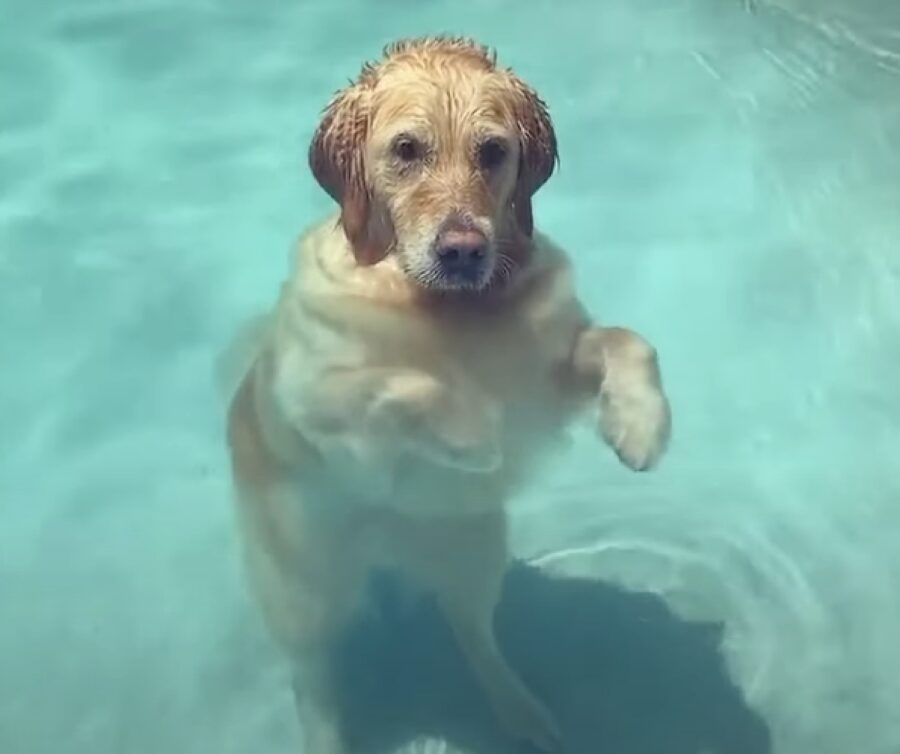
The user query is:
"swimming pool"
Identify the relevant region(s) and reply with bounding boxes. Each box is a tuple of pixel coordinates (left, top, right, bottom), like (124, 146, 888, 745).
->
(1, 1, 898, 753)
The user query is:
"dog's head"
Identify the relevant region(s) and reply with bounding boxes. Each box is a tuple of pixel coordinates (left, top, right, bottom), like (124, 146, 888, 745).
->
(309, 37, 558, 292)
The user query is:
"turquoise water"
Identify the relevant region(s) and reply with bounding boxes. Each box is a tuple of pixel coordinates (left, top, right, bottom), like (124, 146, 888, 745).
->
(1, 1, 899, 753)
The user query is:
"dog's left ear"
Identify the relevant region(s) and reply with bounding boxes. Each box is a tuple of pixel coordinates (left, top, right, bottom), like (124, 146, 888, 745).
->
(309, 75, 393, 265)
(508, 76, 558, 237)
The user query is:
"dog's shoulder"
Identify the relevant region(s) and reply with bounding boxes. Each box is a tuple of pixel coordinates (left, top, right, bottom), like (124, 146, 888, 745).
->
(507, 229, 585, 320)
(279, 214, 427, 342)
(288, 213, 408, 302)
(269, 215, 427, 374)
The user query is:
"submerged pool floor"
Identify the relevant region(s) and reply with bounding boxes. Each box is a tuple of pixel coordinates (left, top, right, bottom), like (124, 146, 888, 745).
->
(1, 1, 899, 753)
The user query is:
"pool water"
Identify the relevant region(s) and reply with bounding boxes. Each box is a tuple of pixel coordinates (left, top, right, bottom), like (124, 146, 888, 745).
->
(1, 1, 898, 753)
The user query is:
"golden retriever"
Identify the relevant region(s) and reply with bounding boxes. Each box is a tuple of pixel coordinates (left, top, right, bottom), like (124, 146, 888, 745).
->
(225, 36, 671, 754)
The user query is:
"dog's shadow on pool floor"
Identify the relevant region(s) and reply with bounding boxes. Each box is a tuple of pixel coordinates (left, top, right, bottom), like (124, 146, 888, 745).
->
(329, 562, 772, 754)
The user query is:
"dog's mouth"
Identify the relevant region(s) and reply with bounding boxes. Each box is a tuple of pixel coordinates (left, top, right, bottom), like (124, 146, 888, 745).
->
(404, 248, 496, 293)
(432, 245, 496, 290)
(403, 215, 502, 293)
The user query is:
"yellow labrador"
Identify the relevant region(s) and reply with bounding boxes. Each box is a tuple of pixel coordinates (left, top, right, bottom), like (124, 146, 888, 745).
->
(225, 36, 671, 754)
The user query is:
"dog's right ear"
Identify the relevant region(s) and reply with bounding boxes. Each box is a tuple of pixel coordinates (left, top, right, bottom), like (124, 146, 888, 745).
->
(309, 80, 392, 265)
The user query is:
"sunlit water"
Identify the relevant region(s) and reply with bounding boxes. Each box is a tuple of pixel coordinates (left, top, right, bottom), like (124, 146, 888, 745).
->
(2, 1, 899, 753)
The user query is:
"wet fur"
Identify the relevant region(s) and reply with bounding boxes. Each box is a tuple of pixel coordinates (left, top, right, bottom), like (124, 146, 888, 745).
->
(225, 36, 671, 753)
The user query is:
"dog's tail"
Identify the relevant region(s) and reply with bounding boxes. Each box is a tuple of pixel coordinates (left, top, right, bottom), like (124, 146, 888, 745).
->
(214, 313, 270, 404)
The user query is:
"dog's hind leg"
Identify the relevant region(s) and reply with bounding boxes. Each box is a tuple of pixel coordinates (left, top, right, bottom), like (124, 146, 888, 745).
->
(399, 512, 563, 753)
(228, 376, 366, 754)
(235, 481, 367, 754)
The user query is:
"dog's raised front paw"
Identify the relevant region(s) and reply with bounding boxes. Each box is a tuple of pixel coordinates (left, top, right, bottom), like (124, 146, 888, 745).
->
(599, 378, 671, 472)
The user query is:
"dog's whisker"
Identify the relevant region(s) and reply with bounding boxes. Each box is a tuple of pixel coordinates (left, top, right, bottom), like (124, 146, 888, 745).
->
(489, 252, 519, 287)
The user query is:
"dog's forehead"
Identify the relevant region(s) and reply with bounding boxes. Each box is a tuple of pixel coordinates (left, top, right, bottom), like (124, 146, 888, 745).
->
(371, 67, 513, 130)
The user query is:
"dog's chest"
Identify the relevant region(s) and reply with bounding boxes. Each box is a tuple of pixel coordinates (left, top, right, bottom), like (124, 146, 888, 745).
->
(441, 312, 560, 394)
(429, 290, 583, 427)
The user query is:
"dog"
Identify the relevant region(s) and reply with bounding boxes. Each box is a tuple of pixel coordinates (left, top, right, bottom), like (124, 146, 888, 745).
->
(224, 36, 671, 754)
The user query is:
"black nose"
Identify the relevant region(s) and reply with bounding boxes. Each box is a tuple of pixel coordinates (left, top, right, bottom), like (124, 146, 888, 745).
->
(435, 229, 488, 280)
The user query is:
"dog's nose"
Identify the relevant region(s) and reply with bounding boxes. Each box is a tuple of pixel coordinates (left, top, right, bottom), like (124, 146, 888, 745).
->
(435, 229, 489, 280)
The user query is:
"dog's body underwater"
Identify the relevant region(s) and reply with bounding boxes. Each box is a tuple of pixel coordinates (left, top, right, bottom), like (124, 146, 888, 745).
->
(225, 36, 671, 754)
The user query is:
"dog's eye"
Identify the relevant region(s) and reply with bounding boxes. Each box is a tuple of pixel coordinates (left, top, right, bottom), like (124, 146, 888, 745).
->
(393, 136, 421, 163)
(478, 139, 507, 170)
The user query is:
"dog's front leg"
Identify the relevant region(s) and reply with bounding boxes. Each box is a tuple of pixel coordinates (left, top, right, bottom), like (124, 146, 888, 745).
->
(368, 370, 503, 472)
(571, 325, 671, 470)
(290, 366, 503, 474)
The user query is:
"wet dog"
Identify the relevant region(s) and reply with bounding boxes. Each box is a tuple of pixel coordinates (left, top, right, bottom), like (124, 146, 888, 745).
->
(225, 36, 671, 753)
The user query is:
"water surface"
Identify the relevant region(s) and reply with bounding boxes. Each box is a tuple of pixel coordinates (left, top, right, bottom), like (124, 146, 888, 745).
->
(1, 1, 898, 752)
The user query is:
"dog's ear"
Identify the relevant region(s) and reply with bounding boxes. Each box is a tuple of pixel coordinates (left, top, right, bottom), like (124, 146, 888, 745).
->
(309, 78, 393, 265)
(508, 75, 558, 237)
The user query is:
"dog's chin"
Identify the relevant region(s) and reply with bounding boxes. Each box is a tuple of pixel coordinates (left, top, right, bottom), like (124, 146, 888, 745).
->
(402, 258, 497, 295)
(428, 273, 492, 294)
